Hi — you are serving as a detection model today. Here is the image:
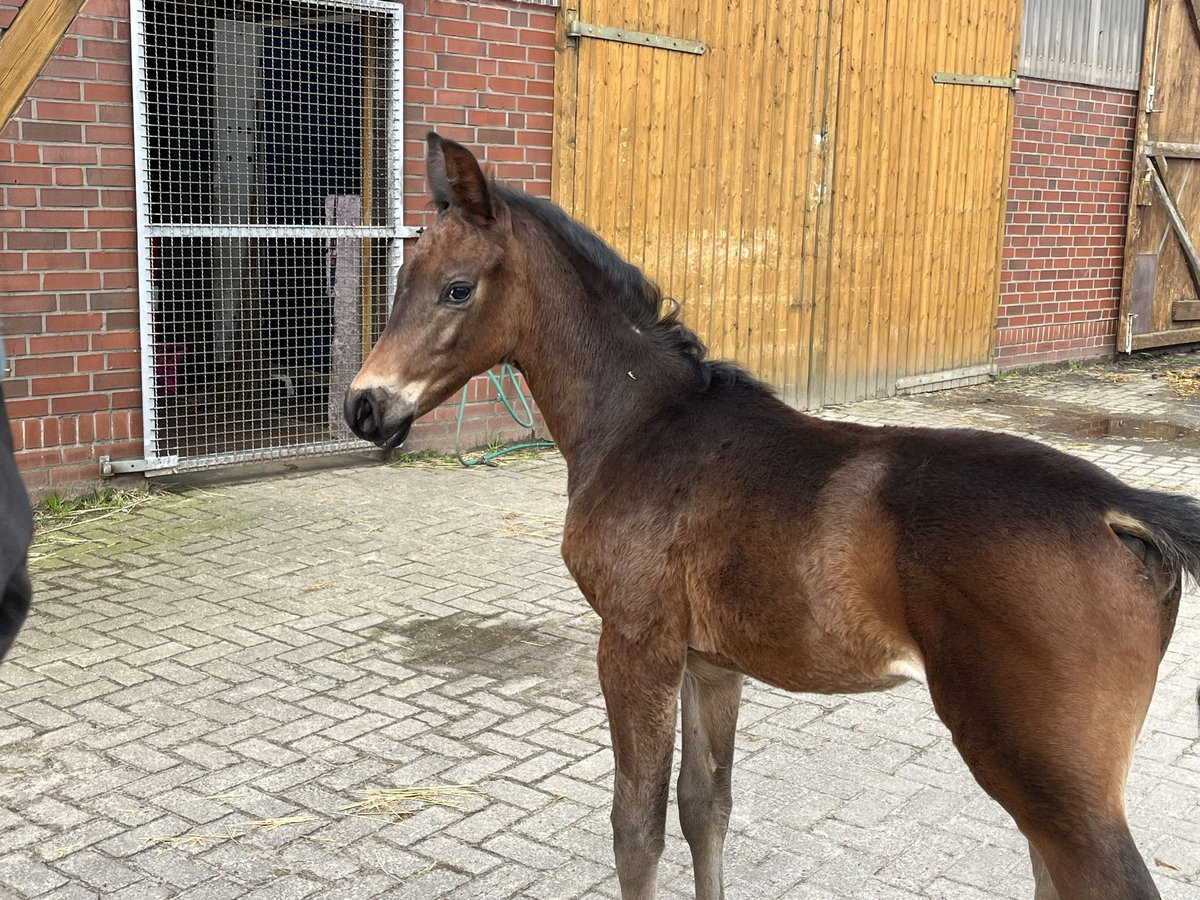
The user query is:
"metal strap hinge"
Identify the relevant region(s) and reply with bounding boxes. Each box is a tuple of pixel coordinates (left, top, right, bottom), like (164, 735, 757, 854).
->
(565, 10, 704, 55)
(932, 71, 1018, 90)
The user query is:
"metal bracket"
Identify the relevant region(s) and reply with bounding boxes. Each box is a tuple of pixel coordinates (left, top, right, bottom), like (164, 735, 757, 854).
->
(895, 363, 996, 396)
(932, 71, 1018, 90)
(565, 10, 704, 55)
(99, 454, 180, 477)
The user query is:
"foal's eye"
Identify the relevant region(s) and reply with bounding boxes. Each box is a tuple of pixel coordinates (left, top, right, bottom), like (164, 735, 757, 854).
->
(443, 283, 475, 305)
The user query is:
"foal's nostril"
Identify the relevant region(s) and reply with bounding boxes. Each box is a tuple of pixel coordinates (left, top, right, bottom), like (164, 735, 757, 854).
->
(361, 395, 376, 433)
(368, 393, 382, 435)
(345, 387, 414, 449)
(344, 389, 381, 441)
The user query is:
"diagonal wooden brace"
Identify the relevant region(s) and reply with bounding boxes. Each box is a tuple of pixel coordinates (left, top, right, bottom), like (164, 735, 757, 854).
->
(1149, 155, 1200, 300)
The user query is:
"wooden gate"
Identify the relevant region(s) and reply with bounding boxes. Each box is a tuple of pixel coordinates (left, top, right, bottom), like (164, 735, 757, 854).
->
(1119, 0, 1200, 352)
(553, 0, 1021, 407)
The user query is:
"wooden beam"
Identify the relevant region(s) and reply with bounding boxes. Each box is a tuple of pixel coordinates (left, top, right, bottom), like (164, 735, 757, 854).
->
(1144, 140, 1200, 160)
(550, 5, 581, 212)
(1132, 324, 1200, 351)
(0, 0, 88, 131)
(1117, 0, 1161, 353)
(1173, 300, 1200, 321)
(1186, 0, 1200, 47)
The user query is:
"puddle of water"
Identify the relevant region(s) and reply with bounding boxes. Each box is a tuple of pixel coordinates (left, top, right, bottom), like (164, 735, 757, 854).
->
(365, 612, 557, 675)
(1047, 416, 1194, 442)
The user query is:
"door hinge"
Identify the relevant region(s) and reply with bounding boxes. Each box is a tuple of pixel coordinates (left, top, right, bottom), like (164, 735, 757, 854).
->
(565, 9, 705, 55)
(99, 454, 180, 477)
(932, 71, 1018, 90)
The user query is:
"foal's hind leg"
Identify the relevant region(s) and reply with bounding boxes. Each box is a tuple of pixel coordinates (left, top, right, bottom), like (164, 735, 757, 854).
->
(598, 624, 687, 900)
(1029, 843, 1061, 900)
(679, 651, 743, 900)
(920, 579, 1164, 900)
(933, 671, 1162, 900)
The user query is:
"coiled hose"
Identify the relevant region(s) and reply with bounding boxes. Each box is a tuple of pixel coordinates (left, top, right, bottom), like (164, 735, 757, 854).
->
(455, 364, 555, 468)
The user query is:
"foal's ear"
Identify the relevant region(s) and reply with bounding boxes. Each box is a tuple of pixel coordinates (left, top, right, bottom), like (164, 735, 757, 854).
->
(426, 132, 494, 224)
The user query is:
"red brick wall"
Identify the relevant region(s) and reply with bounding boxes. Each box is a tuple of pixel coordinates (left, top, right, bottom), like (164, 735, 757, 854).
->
(0, 0, 556, 494)
(399, 0, 555, 453)
(0, 0, 141, 493)
(995, 78, 1137, 369)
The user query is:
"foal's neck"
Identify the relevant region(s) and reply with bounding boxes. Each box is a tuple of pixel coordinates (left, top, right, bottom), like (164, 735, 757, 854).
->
(514, 257, 696, 491)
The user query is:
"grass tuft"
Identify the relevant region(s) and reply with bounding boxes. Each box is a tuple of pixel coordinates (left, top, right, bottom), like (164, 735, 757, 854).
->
(29, 487, 167, 564)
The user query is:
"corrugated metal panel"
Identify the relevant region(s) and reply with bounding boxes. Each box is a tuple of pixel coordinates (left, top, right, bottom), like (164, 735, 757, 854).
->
(554, 0, 1020, 407)
(1020, 0, 1146, 90)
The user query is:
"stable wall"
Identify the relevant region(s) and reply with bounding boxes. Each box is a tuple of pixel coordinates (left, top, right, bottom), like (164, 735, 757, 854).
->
(0, 0, 556, 494)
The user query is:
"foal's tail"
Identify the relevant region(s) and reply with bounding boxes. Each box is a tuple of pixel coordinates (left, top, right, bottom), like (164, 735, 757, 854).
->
(1115, 487, 1200, 587)
(1114, 486, 1200, 730)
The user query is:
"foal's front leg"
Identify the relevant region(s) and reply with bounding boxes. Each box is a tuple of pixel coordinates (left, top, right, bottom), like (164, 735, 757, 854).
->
(598, 624, 687, 900)
(679, 651, 743, 900)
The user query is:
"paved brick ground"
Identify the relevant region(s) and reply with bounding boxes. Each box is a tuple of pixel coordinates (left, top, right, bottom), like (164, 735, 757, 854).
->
(2, 357, 1199, 899)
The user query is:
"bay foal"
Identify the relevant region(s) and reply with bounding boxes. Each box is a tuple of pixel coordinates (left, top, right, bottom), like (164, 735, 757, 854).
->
(346, 134, 1200, 900)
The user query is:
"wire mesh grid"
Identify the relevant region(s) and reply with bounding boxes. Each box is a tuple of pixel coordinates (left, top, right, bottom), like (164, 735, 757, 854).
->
(131, 0, 403, 469)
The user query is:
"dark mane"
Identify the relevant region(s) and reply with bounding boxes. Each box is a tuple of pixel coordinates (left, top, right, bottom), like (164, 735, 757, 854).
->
(494, 184, 767, 392)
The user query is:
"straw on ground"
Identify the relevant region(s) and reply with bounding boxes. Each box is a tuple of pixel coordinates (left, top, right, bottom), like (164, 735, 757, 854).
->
(146, 786, 478, 850)
(337, 785, 477, 818)
(148, 815, 320, 850)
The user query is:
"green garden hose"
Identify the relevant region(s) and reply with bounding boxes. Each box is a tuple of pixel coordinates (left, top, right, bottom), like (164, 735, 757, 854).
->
(455, 364, 555, 468)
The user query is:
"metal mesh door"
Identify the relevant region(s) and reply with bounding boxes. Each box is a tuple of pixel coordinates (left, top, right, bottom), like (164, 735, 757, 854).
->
(131, 0, 407, 471)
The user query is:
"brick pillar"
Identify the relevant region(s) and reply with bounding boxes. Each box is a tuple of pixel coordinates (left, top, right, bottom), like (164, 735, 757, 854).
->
(995, 78, 1137, 369)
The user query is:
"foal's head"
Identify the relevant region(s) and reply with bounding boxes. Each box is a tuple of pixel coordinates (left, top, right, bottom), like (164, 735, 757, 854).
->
(344, 133, 526, 448)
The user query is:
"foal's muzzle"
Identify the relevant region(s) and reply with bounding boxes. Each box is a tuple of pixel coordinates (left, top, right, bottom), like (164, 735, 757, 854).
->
(344, 387, 414, 450)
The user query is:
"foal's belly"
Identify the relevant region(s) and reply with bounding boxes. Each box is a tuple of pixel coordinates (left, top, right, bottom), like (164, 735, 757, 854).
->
(688, 590, 926, 695)
(681, 448, 925, 695)
(692, 643, 926, 695)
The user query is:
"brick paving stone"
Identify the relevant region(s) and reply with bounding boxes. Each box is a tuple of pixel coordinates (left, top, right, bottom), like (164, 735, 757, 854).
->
(2, 359, 1200, 897)
(107, 883, 175, 900)
(52, 850, 141, 892)
(0, 854, 69, 897)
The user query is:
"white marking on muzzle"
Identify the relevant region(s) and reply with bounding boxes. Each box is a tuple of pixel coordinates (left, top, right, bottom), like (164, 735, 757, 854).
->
(349, 374, 429, 409)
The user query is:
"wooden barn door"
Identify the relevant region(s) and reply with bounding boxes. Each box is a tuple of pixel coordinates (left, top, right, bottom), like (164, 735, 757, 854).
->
(553, 0, 838, 405)
(553, 0, 1021, 408)
(1119, 0, 1200, 352)
(821, 0, 1020, 404)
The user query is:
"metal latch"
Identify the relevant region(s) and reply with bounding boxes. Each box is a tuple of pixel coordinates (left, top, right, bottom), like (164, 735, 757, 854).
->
(565, 9, 705, 55)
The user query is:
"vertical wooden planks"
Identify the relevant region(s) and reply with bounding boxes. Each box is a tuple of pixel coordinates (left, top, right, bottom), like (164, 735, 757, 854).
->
(553, 0, 1020, 407)
(805, 0, 843, 407)
(550, 2, 580, 214)
(825, 0, 1017, 402)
